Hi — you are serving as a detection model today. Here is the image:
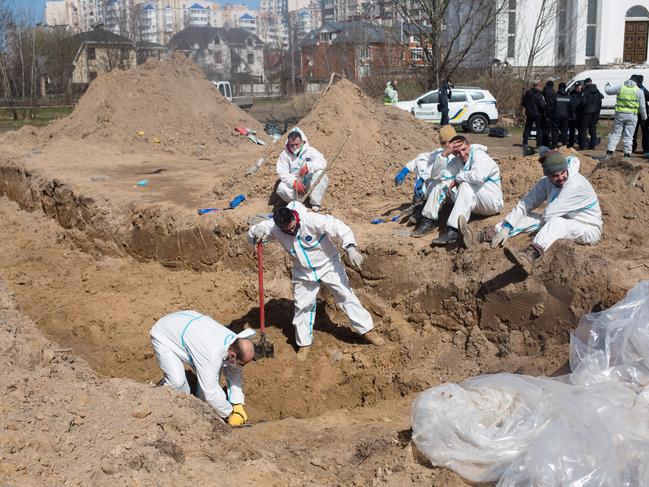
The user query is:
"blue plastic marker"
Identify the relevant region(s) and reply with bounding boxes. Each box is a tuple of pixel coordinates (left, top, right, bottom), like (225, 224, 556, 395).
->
(371, 214, 401, 224)
(136, 179, 148, 186)
(198, 194, 246, 215)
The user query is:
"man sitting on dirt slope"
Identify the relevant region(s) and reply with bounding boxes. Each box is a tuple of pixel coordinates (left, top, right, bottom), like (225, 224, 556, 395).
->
(150, 311, 255, 426)
(276, 127, 328, 211)
(459, 150, 602, 276)
(394, 124, 457, 226)
(414, 135, 504, 245)
(248, 201, 384, 362)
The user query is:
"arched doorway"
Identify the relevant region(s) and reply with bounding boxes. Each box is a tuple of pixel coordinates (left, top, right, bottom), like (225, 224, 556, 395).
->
(624, 5, 649, 64)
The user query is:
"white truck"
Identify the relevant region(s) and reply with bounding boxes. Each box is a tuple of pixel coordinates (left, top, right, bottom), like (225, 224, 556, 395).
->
(212, 81, 254, 111)
(567, 68, 649, 116)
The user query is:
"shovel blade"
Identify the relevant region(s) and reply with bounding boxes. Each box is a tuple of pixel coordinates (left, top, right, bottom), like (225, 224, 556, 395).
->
(254, 333, 275, 359)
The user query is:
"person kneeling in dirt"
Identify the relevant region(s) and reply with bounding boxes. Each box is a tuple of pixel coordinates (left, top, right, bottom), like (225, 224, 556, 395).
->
(276, 127, 328, 211)
(459, 151, 602, 275)
(150, 311, 255, 426)
(415, 135, 503, 244)
(248, 202, 384, 361)
(394, 125, 457, 225)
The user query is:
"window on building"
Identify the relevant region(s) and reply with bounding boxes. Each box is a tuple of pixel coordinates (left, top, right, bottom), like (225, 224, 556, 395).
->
(215, 51, 222, 63)
(626, 6, 649, 18)
(507, 0, 516, 59)
(586, 0, 597, 56)
(557, 0, 568, 60)
(87, 47, 96, 60)
(247, 53, 254, 64)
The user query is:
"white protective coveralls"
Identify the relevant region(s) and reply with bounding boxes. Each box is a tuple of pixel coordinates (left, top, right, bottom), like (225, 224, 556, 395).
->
(150, 311, 248, 419)
(497, 169, 602, 251)
(276, 127, 329, 207)
(247, 201, 373, 347)
(419, 148, 465, 220)
(440, 144, 504, 229)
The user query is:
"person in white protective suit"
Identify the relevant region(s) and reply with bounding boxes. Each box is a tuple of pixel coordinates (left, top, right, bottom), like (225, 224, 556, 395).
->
(276, 127, 328, 211)
(394, 125, 457, 225)
(150, 311, 256, 426)
(538, 145, 581, 173)
(248, 201, 384, 361)
(459, 150, 602, 275)
(417, 135, 503, 244)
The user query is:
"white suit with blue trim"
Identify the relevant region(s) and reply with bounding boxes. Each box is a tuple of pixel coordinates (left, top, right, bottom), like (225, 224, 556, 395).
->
(419, 149, 465, 220)
(443, 144, 504, 229)
(150, 311, 245, 418)
(497, 167, 602, 251)
(247, 201, 373, 347)
(276, 127, 329, 207)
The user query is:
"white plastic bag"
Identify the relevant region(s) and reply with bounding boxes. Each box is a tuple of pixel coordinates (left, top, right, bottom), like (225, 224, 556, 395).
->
(412, 281, 649, 486)
(570, 280, 649, 389)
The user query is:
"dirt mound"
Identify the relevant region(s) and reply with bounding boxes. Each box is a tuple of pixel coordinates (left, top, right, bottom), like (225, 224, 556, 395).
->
(39, 55, 263, 156)
(216, 78, 438, 217)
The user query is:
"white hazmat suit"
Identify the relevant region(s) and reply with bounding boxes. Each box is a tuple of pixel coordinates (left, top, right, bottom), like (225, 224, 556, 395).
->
(248, 202, 373, 347)
(434, 144, 504, 229)
(150, 311, 249, 418)
(276, 127, 329, 207)
(419, 148, 465, 221)
(498, 169, 602, 251)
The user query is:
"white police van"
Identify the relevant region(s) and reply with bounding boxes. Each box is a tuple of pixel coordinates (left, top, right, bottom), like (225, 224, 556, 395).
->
(394, 87, 499, 133)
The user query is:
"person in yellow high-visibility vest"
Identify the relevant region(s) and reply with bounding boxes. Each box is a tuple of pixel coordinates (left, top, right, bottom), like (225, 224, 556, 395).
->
(605, 75, 647, 159)
(384, 80, 399, 105)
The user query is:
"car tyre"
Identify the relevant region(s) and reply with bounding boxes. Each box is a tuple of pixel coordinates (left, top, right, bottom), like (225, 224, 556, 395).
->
(468, 114, 489, 134)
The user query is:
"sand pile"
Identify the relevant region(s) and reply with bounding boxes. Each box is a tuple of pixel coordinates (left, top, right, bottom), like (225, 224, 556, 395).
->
(217, 78, 438, 215)
(41, 55, 263, 155)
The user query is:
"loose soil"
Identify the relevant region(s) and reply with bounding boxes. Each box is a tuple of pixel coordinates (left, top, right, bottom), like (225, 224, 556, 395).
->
(1, 67, 649, 485)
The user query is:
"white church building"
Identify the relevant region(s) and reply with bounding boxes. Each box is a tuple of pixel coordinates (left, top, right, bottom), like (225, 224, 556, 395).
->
(494, 0, 649, 69)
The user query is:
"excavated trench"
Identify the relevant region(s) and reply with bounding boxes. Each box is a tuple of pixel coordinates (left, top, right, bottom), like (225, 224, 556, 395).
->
(0, 163, 628, 421)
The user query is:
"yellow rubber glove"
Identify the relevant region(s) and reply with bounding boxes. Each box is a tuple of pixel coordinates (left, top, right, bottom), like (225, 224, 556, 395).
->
(227, 404, 248, 426)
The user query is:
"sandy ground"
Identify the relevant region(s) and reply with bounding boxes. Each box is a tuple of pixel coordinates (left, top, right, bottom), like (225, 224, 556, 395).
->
(1, 58, 649, 485)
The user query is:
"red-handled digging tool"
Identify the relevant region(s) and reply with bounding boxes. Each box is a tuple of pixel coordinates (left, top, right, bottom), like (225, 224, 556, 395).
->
(254, 241, 275, 359)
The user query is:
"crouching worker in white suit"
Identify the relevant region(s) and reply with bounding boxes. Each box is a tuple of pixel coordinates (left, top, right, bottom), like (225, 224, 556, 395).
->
(394, 125, 457, 226)
(426, 135, 504, 245)
(248, 201, 384, 362)
(276, 127, 328, 211)
(459, 150, 602, 275)
(150, 311, 256, 426)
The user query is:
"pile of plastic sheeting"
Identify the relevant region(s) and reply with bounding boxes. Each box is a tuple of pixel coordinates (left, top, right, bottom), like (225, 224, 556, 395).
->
(411, 281, 649, 486)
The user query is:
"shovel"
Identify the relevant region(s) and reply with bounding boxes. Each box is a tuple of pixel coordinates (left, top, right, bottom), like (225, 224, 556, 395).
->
(254, 241, 275, 359)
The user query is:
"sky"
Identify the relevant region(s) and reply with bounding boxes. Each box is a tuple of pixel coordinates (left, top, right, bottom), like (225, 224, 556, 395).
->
(8, 0, 45, 24)
(9, 0, 264, 26)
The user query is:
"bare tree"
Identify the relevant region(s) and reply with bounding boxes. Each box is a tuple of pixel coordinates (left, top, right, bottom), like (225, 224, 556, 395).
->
(516, 0, 577, 82)
(389, 0, 507, 88)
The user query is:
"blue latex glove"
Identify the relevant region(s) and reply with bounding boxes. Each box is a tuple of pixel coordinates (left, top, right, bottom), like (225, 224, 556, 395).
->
(394, 167, 410, 186)
(414, 177, 425, 199)
(229, 194, 246, 209)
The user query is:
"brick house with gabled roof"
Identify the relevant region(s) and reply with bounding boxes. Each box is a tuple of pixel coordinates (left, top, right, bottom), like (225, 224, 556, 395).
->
(167, 26, 265, 83)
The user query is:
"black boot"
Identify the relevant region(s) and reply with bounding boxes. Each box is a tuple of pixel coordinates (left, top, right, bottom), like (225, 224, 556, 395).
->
(408, 204, 424, 225)
(412, 217, 437, 238)
(431, 227, 459, 246)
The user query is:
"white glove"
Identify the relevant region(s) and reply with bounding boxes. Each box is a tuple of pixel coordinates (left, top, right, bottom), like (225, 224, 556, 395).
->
(490, 227, 510, 249)
(346, 246, 363, 271)
(252, 226, 268, 243)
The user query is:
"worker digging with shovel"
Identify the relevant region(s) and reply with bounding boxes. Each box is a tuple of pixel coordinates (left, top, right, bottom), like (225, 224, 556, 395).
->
(248, 201, 384, 362)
